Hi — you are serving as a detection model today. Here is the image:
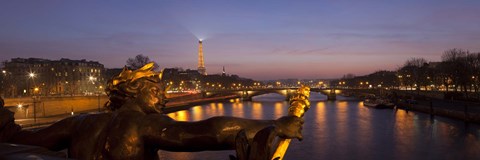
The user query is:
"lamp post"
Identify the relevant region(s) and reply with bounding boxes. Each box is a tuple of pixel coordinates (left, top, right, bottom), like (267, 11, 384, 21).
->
(2, 70, 7, 96)
(28, 72, 38, 123)
(33, 87, 39, 123)
(98, 85, 103, 112)
(88, 76, 96, 95)
(28, 72, 36, 96)
(398, 75, 403, 90)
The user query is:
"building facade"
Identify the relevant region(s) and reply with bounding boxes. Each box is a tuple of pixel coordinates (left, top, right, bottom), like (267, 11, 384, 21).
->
(1, 58, 105, 97)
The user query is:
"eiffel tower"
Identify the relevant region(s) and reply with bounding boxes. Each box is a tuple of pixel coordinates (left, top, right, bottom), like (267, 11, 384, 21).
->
(198, 40, 207, 75)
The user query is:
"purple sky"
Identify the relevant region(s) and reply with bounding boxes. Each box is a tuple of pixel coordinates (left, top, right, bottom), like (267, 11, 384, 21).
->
(1, 0, 479, 80)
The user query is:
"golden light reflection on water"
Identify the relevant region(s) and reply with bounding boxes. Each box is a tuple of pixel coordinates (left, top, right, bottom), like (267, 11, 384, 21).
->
(217, 103, 225, 115)
(392, 109, 414, 157)
(356, 101, 371, 145)
(274, 102, 284, 118)
(252, 102, 263, 119)
(167, 110, 189, 121)
(206, 103, 217, 117)
(315, 102, 326, 124)
(191, 106, 203, 121)
(394, 109, 409, 132)
(232, 102, 244, 117)
(335, 101, 348, 145)
(312, 102, 328, 152)
(315, 102, 326, 133)
(337, 101, 348, 108)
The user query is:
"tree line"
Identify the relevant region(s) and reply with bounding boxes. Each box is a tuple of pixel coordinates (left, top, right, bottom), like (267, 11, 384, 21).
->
(334, 48, 480, 100)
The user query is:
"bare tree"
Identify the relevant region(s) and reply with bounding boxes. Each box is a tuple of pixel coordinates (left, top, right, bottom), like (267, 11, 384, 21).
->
(126, 54, 159, 70)
(441, 48, 469, 93)
(473, 53, 480, 99)
(398, 57, 428, 91)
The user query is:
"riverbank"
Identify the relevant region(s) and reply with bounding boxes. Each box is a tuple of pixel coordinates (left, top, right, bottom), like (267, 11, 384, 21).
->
(14, 93, 239, 129)
(396, 99, 480, 123)
(164, 94, 239, 113)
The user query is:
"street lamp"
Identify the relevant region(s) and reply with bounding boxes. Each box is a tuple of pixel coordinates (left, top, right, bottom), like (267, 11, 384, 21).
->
(32, 87, 40, 123)
(88, 76, 97, 95)
(89, 76, 96, 82)
(97, 85, 103, 112)
(27, 72, 37, 96)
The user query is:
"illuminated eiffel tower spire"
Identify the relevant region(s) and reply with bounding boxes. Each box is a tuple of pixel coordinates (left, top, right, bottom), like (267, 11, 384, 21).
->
(198, 40, 207, 75)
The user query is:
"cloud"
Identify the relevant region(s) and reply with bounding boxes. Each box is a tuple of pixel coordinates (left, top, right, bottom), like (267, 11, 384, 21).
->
(283, 48, 331, 55)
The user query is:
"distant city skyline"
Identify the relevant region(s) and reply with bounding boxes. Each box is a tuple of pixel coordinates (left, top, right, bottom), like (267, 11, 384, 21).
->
(1, 0, 479, 80)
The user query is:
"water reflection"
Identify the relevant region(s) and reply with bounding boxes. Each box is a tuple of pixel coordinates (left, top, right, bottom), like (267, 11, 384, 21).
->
(274, 102, 284, 118)
(191, 106, 203, 121)
(335, 101, 349, 153)
(356, 101, 372, 155)
(167, 110, 189, 121)
(217, 103, 224, 115)
(252, 102, 263, 119)
(161, 93, 480, 160)
(231, 102, 244, 117)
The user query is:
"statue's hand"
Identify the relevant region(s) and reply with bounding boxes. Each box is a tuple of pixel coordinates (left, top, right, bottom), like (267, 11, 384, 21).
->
(274, 116, 304, 141)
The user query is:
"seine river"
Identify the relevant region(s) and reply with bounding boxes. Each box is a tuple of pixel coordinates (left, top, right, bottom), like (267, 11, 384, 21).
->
(158, 93, 480, 160)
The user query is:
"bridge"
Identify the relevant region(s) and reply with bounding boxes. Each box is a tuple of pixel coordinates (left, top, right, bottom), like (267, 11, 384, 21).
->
(204, 88, 386, 101)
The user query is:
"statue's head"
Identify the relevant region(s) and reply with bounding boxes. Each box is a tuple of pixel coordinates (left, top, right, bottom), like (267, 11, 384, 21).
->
(105, 63, 167, 114)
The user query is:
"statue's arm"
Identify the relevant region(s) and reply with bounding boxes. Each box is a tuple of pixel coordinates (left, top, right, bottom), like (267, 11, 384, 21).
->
(143, 115, 277, 152)
(8, 116, 77, 151)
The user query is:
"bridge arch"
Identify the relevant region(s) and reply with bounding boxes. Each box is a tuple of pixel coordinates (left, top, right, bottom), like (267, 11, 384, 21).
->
(204, 88, 385, 102)
(204, 88, 297, 101)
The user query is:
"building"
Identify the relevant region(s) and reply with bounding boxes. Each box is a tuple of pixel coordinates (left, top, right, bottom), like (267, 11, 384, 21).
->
(162, 68, 202, 91)
(105, 68, 124, 82)
(1, 58, 105, 97)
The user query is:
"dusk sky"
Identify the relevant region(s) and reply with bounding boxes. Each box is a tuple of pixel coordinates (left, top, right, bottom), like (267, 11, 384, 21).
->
(1, 0, 479, 80)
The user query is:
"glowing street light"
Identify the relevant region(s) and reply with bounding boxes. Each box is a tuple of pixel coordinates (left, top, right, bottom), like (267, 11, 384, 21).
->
(28, 72, 36, 78)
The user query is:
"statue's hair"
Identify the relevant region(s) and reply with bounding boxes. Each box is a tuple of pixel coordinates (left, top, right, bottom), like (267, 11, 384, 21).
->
(104, 63, 163, 111)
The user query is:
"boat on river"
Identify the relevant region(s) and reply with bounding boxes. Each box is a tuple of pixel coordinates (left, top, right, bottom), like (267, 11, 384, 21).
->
(363, 95, 395, 109)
